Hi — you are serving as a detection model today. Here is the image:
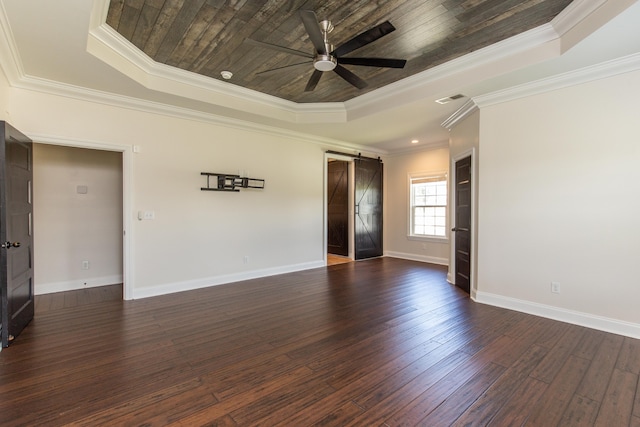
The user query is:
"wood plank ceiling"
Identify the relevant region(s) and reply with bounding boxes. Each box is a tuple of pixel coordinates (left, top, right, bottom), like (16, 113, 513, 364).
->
(106, 0, 573, 103)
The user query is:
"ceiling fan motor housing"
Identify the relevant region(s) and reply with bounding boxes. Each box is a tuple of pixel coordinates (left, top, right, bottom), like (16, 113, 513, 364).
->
(314, 53, 337, 71)
(314, 24, 336, 71)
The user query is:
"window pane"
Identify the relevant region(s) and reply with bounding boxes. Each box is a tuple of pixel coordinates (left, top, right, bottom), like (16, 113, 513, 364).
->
(410, 177, 447, 237)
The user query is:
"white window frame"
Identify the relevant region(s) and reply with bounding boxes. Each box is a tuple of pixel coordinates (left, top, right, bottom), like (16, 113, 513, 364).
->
(407, 172, 448, 242)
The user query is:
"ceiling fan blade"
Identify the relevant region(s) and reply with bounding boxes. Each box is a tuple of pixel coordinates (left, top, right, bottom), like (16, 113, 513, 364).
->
(333, 64, 368, 90)
(305, 70, 323, 92)
(338, 57, 406, 68)
(299, 10, 327, 55)
(245, 38, 313, 58)
(333, 21, 396, 57)
(257, 61, 313, 76)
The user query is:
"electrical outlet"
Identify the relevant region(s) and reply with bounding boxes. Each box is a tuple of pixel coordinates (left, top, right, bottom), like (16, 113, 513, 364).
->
(82, 260, 90, 270)
(551, 281, 560, 294)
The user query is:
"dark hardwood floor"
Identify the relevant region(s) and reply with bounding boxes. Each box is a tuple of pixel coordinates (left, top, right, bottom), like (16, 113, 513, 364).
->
(1, 258, 638, 426)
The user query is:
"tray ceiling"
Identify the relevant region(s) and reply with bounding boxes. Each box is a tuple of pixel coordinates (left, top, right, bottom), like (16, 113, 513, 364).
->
(106, 0, 573, 103)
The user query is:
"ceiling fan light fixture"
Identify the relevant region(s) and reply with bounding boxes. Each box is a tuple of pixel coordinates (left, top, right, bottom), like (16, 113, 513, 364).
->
(314, 54, 337, 71)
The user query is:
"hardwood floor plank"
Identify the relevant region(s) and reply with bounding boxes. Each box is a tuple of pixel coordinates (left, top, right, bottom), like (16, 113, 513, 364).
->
(347, 349, 469, 425)
(572, 328, 607, 360)
(386, 360, 505, 426)
(575, 333, 624, 402)
(417, 362, 506, 426)
(617, 337, 640, 375)
(311, 401, 364, 426)
(70, 378, 217, 426)
(593, 368, 638, 426)
(0, 259, 637, 426)
(451, 344, 549, 425)
(635, 374, 640, 419)
(560, 395, 600, 426)
(525, 355, 590, 426)
(275, 340, 447, 426)
(529, 325, 587, 383)
(487, 376, 548, 426)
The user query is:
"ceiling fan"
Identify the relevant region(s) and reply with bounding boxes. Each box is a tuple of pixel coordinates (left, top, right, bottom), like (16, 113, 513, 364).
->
(246, 10, 407, 92)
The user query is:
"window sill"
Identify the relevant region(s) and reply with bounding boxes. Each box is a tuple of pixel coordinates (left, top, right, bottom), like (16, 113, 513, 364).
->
(407, 235, 449, 244)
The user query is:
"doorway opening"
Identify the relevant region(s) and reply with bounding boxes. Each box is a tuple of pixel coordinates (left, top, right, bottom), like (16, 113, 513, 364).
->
(325, 154, 354, 265)
(32, 135, 132, 300)
(33, 144, 124, 301)
(324, 152, 384, 264)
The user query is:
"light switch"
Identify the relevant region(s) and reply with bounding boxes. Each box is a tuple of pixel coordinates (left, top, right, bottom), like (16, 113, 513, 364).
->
(138, 210, 155, 220)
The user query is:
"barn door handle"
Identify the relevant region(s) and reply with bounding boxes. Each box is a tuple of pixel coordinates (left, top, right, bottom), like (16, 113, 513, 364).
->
(355, 204, 359, 215)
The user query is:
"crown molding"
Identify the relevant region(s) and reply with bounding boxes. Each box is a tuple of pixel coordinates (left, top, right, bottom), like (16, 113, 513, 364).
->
(441, 100, 479, 130)
(473, 52, 640, 107)
(551, 0, 608, 36)
(13, 72, 379, 155)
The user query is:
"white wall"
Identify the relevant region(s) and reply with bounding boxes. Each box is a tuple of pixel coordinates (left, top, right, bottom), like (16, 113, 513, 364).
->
(33, 144, 123, 293)
(0, 67, 8, 119)
(384, 146, 450, 264)
(8, 87, 326, 298)
(477, 69, 640, 336)
(448, 109, 479, 290)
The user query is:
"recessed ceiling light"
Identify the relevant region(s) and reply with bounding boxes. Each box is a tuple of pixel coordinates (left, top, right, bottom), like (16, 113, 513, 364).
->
(220, 71, 233, 80)
(411, 139, 419, 144)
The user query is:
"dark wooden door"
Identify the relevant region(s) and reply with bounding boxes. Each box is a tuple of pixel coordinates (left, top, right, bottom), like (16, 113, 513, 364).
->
(327, 160, 349, 256)
(1, 122, 34, 347)
(354, 159, 383, 260)
(453, 156, 471, 294)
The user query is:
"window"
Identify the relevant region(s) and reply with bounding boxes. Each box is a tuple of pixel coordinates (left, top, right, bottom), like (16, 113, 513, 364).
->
(410, 174, 447, 238)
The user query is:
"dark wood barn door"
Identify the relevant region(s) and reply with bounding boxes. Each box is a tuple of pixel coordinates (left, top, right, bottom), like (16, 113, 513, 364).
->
(453, 156, 471, 294)
(0, 122, 34, 347)
(327, 160, 349, 256)
(354, 159, 383, 260)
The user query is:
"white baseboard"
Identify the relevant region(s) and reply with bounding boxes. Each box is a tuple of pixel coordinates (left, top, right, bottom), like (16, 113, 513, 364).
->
(474, 291, 640, 340)
(132, 260, 325, 300)
(36, 275, 123, 295)
(384, 251, 449, 266)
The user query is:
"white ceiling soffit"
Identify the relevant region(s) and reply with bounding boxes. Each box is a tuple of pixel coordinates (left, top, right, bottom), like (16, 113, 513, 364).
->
(86, 0, 608, 126)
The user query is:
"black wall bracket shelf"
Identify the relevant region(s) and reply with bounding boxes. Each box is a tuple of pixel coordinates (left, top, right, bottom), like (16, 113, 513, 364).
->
(201, 172, 265, 192)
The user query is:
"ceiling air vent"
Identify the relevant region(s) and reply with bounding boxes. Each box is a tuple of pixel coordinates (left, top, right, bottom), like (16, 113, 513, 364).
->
(435, 94, 465, 104)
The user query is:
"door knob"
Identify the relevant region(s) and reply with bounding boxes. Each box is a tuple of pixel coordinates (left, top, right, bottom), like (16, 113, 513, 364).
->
(1, 241, 20, 249)
(11, 242, 20, 248)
